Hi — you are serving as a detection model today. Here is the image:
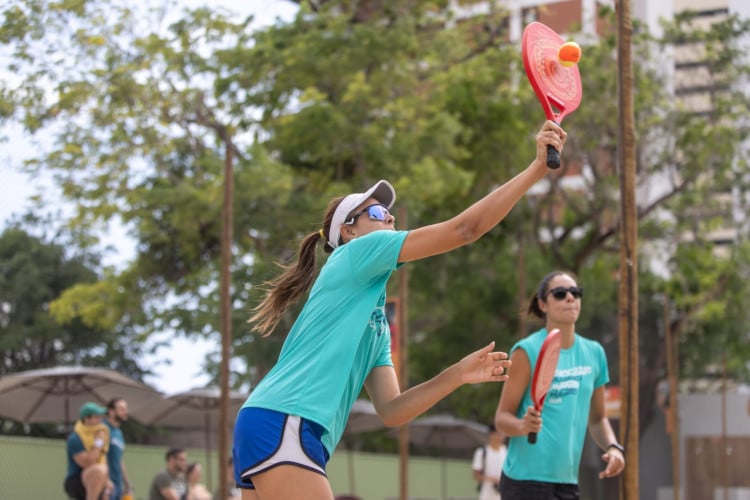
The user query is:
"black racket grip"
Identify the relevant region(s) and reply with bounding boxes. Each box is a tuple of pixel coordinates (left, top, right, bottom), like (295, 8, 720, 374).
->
(546, 144, 561, 169)
(528, 431, 538, 444)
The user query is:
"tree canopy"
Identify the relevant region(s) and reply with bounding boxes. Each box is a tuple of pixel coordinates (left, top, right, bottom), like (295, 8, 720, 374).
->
(1, 0, 749, 428)
(0, 226, 148, 377)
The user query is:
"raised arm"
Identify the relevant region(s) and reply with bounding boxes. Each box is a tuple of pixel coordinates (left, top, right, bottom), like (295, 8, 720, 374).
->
(398, 121, 565, 263)
(71, 428, 108, 469)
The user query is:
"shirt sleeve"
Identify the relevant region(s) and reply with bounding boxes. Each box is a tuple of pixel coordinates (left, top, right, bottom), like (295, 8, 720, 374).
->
(594, 341, 610, 388)
(67, 433, 85, 456)
(373, 326, 393, 368)
(511, 336, 537, 367)
(153, 472, 172, 491)
(346, 230, 408, 285)
(471, 446, 484, 471)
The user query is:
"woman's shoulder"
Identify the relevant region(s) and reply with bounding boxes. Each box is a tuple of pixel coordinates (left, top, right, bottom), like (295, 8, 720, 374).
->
(331, 230, 409, 274)
(350, 229, 408, 247)
(515, 328, 547, 348)
(511, 328, 547, 361)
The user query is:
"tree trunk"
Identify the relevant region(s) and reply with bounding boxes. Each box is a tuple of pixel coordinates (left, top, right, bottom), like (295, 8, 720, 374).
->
(218, 136, 234, 500)
(616, 1, 639, 499)
(664, 297, 680, 500)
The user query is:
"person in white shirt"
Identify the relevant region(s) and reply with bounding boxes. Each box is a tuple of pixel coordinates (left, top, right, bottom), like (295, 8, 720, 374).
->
(472, 424, 508, 500)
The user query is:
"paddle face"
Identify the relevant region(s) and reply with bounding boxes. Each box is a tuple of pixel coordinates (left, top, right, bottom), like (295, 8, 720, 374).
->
(522, 22, 582, 169)
(528, 328, 562, 444)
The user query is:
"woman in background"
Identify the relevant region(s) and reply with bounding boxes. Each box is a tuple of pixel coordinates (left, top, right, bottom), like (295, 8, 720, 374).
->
(495, 271, 625, 500)
(185, 462, 212, 500)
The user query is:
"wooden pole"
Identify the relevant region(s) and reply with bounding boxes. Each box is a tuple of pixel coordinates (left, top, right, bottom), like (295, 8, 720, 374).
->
(398, 206, 410, 500)
(616, 1, 639, 498)
(517, 235, 527, 338)
(205, 411, 212, 491)
(721, 354, 728, 500)
(663, 297, 680, 500)
(218, 136, 234, 500)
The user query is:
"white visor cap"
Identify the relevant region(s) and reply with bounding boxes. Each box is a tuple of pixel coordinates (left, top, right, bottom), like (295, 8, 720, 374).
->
(327, 180, 396, 249)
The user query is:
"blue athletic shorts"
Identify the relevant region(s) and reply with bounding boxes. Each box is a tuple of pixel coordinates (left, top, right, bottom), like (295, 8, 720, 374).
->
(233, 407, 330, 489)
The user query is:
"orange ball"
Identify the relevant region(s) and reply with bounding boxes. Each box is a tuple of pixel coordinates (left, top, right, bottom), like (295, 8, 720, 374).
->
(558, 41, 581, 67)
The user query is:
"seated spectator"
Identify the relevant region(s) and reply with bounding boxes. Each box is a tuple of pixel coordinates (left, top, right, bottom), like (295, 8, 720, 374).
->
(185, 462, 212, 500)
(149, 447, 187, 500)
(64, 402, 113, 500)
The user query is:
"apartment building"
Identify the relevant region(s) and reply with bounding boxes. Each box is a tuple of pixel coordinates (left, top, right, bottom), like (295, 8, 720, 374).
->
(449, 0, 749, 259)
(443, 4, 750, 499)
(448, 0, 604, 40)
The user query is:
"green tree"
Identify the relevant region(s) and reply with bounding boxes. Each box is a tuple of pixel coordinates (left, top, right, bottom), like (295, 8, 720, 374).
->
(1, 0, 517, 390)
(1, 0, 304, 386)
(3, 1, 750, 430)
(0, 226, 149, 375)
(0, 226, 147, 438)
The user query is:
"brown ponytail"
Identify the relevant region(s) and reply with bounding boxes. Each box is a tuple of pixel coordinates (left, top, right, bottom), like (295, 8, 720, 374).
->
(249, 196, 343, 336)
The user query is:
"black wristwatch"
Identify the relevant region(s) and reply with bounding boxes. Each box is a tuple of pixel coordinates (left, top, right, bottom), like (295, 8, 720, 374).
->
(607, 442, 625, 454)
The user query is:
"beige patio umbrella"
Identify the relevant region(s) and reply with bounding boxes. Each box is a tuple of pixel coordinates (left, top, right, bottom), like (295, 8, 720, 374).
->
(130, 386, 246, 491)
(403, 414, 488, 499)
(0, 366, 162, 427)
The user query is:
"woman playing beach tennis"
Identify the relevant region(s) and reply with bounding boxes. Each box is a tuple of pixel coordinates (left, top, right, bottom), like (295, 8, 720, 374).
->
(233, 121, 566, 500)
(494, 271, 625, 500)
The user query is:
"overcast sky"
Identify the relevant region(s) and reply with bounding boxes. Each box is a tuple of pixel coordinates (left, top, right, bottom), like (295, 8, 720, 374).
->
(0, 0, 298, 394)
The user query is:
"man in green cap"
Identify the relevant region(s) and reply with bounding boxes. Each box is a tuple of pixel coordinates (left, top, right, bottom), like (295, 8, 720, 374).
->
(64, 401, 113, 500)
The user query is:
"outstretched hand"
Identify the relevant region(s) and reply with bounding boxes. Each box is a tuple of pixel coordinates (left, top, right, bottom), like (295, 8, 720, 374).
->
(458, 342, 511, 385)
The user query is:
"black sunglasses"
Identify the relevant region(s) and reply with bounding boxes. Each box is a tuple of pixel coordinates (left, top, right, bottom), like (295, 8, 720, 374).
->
(544, 286, 584, 300)
(344, 204, 390, 225)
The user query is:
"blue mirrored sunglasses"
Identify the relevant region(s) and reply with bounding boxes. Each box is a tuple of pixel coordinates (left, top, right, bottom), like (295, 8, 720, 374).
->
(344, 203, 390, 225)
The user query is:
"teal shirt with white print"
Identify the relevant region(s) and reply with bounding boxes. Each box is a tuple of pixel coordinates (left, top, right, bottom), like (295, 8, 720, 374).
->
(244, 229, 409, 456)
(502, 328, 609, 484)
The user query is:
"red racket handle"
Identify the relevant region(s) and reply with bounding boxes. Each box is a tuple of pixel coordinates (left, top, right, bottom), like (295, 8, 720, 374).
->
(528, 431, 538, 444)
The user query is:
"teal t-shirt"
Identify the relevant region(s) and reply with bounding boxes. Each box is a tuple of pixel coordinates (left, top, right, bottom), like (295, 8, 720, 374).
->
(65, 432, 85, 478)
(104, 419, 125, 495)
(244, 229, 409, 455)
(502, 328, 609, 484)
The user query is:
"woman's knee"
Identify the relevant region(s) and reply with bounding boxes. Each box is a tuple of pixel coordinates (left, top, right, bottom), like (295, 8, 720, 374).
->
(82, 463, 108, 483)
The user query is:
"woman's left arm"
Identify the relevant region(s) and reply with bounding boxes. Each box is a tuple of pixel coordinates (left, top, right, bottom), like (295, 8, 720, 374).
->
(588, 386, 626, 478)
(364, 342, 510, 427)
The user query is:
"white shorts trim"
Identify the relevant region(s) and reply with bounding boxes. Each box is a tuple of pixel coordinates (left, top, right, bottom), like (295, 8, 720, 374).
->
(240, 415, 326, 480)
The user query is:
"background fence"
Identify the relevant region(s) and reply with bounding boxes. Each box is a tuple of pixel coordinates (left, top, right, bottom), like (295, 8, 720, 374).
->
(0, 435, 479, 500)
